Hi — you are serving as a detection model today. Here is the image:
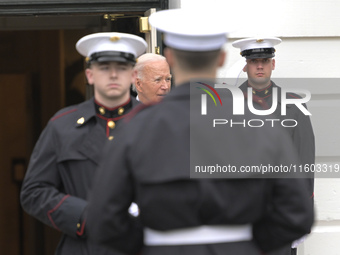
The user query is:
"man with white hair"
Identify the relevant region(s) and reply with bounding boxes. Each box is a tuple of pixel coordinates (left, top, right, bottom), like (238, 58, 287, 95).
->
(133, 53, 171, 104)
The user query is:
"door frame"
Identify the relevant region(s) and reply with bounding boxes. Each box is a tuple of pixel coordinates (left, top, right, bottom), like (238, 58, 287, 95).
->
(0, 0, 168, 15)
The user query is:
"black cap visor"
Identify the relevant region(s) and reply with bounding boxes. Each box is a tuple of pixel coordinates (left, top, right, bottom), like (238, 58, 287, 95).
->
(241, 48, 275, 59)
(88, 51, 136, 65)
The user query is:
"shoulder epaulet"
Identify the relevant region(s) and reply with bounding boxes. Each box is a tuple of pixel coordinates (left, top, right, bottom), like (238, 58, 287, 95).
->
(51, 108, 78, 122)
(124, 102, 159, 123)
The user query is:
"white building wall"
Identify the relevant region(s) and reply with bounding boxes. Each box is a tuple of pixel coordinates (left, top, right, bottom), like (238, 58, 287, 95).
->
(171, 0, 340, 254)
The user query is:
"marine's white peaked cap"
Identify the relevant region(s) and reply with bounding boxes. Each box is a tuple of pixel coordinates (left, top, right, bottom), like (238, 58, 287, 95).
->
(76, 32, 147, 64)
(232, 37, 282, 52)
(149, 9, 234, 52)
(232, 37, 282, 59)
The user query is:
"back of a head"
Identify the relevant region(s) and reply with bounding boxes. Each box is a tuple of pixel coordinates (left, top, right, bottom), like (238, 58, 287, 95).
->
(171, 48, 221, 72)
(149, 9, 234, 76)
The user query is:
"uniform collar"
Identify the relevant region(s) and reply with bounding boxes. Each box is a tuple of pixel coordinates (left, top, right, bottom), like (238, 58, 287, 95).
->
(94, 98, 132, 119)
(247, 82, 273, 98)
(239, 81, 292, 108)
(240, 81, 278, 97)
(74, 97, 138, 128)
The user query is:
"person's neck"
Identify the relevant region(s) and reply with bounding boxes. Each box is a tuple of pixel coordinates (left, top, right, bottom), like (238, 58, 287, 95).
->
(136, 94, 149, 104)
(247, 81, 271, 90)
(95, 94, 130, 109)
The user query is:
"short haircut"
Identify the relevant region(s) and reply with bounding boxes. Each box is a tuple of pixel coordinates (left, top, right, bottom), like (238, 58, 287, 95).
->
(171, 48, 221, 72)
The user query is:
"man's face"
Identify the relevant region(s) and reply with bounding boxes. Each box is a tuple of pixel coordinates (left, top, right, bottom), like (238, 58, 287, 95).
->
(135, 60, 171, 104)
(86, 61, 135, 106)
(243, 58, 275, 88)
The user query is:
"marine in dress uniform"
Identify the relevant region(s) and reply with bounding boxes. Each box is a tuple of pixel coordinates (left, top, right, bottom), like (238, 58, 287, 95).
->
(20, 32, 147, 255)
(232, 37, 315, 255)
(86, 9, 314, 255)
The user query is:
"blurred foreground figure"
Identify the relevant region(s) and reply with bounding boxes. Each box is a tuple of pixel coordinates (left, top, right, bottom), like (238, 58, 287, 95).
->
(86, 9, 314, 255)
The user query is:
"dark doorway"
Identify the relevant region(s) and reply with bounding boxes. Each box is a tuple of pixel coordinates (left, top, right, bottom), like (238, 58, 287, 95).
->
(0, 2, 166, 253)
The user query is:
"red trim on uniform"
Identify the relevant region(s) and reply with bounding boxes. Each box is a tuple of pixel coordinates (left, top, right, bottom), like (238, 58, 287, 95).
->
(51, 109, 77, 121)
(106, 121, 110, 137)
(310, 192, 314, 198)
(95, 98, 131, 111)
(124, 102, 158, 123)
(76, 219, 86, 236)
(248, 83, 272, 99)
(96, 114, 126, 122)
(287, 93, 301, 99)
(243, 92, 269, 110)
(96, 114, 127, 137)
(47, 194, 70, 230)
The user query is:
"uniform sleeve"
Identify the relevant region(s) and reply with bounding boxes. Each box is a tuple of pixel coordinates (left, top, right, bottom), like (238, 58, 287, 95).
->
(20, 121, 87, 238)
(253, 177, 314, 252)
(292, 106, 315, 196)
(86, 131, 143, 254)
(252, 128, 314, 252)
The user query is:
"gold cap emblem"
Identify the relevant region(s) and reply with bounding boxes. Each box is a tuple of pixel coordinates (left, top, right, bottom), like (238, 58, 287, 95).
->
(77, 117, 85, 125)
(108, 120, 115, 129)
(118, 107, 125, 115)
(256, 39, 264, 43)
(99, 107, 105, 115)
(110, 36, 120, 42)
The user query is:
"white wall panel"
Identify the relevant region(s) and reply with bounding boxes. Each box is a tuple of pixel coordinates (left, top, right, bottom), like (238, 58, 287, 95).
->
(175, 1, 340, 254)
(309, 99, 340, 157)
(180, 0, 340, 37)
(221, 38, 340, 78)
(300, 179, 340, 255)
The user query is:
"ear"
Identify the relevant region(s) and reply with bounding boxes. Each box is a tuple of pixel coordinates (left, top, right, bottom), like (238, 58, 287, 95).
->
(85, 68, 94, 85)
(131, 69, 137, 85)
(135, 77, 143, 93)
(272, 59, 276, 70)
(217, 50, 227, 67)
(243, 62, 248, 72)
